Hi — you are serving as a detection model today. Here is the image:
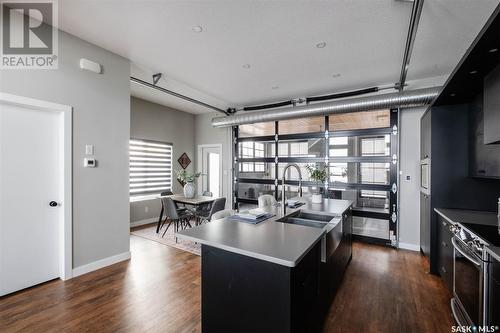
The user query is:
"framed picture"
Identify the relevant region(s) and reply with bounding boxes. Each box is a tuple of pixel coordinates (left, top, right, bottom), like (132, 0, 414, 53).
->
(178, 153, 191, 169)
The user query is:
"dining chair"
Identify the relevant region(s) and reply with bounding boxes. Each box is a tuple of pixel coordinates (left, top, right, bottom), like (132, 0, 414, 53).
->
(258, 194, 277, 208)
(161, 197, 194, 241)
(158, 190, 187, 232)
(193, 191, 214, 218)
(211, 209, 235, 221)
(197, 197, 226, 224)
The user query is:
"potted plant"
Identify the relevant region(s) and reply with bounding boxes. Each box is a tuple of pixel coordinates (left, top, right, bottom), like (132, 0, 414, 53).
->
(176, 170, 201, 199)
(305, 164, 328, 204)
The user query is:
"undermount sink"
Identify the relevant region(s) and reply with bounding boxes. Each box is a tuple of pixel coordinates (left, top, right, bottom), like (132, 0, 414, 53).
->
(276, 210, 337, 228)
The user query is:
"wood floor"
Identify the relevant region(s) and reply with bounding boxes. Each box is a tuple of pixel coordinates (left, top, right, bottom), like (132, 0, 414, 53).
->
(0, 235, 453, 333)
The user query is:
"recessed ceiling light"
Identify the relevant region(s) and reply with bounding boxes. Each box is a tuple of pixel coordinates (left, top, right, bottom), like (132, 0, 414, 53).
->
(469, 70, 478, 74)
(489, 48, 498, 53)
(332, 73, 341, 78)
(242, 64, 251, 69)
(192, 25, 203, 33)
(450, 93, 456, 97)
(316, 42, 327, 49)
(272, 86, 279, 90)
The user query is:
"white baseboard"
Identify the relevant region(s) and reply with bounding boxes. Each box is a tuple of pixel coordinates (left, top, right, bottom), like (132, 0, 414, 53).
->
(398, 242, 420, 252)
(72, 251, 131, 278)
(130, 217, 157, 228)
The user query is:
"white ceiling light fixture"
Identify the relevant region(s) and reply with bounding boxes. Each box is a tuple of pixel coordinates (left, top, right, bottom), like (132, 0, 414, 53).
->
(192, 25, 203, 33)
(242, 64, 251, 69)
(469, 70, 478, 74)
(316, 42, 327, 48)
(489, 48, 498, 53)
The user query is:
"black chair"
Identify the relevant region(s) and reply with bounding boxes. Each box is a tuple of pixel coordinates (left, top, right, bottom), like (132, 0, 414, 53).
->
(197, 197, 226, 224)
(161, 197, 194, 241)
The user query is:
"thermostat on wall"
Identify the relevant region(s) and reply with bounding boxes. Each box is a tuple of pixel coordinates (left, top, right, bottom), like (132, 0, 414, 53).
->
(84, 158, 97, 168)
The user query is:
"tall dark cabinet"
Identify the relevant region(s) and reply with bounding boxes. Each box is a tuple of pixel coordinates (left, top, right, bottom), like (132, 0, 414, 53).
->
(419, 3, 500, 275)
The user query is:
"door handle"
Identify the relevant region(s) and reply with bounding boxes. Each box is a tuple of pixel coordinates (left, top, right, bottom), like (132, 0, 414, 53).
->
(49, 201, 58, 207)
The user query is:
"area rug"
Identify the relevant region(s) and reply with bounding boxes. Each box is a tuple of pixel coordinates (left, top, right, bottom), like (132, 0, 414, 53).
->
(131, 223, 201, 256)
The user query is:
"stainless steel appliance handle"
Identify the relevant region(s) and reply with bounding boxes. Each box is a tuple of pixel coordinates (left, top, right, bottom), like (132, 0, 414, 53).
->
(452, 237, 482, 267)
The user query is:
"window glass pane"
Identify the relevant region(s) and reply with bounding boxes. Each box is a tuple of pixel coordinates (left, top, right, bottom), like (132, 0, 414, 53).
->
(329, 162, 390, 185)
(329, 134, 390, 157)
(327, 189, 390, 212)
(277, 185, 315, 201)
(278, 116, 325, 135)
(238, 141, 275, 159)
(239, 162, 274, 177)
(278, 138, 325, 158)
(329, 109, 390, 131)
(353, 216, 389, 240)
(239, 121, 275, 137)
(278, 162, 326, 182)
(238, 183, 274, 200)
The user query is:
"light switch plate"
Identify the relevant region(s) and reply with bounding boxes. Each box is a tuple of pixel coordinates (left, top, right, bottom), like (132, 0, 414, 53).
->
(85, 144, 94, 155)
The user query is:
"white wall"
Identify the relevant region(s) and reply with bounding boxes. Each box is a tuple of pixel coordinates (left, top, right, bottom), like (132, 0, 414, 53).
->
(194, 113, 233, 209)
(399, 107, 426, 251)
(130, 97, 195, 225)
(0, 31, 131, 269)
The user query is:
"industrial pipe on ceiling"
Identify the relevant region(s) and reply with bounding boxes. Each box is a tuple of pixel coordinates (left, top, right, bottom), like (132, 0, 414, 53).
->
(211, 87, 440, 128)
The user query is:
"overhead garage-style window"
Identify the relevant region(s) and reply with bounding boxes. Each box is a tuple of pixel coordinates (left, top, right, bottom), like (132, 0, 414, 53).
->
(129, 139, 172, 197)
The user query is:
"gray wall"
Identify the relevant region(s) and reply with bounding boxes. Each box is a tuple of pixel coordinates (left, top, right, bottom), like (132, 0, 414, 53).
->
(194, 112, 233, 209)
(0, 31, 131, 268)
(399, 107, 426, 249)
(130, 97, 195, 223)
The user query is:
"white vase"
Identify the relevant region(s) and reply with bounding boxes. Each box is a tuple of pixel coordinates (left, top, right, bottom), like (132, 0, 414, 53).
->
(312, 193, 323, 204)
(183, 182, 195, 199)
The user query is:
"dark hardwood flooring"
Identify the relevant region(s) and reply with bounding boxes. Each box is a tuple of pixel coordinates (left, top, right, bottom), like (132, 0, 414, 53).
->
(0, 234, 453, 333)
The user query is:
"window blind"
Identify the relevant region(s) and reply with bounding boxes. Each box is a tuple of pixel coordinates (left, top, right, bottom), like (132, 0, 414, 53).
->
(129, 139, 172, 197)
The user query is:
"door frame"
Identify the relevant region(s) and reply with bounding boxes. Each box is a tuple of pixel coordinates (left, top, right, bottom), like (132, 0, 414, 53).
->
(197, 144, 223, 197)
(0, 92, 73, 280)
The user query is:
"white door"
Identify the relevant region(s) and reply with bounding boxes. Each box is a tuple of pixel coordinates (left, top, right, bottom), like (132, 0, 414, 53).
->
(198, 145, 222, 198)
(0, 102, 63, 296)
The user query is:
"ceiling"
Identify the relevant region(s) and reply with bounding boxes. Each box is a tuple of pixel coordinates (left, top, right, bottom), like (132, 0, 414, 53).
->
(58, 0, 499, 114)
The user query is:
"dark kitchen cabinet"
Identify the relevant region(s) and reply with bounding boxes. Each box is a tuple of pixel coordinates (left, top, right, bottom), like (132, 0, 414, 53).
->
(470, 95, 500, 178)
(420, 193, 431, 258)
(201, 243, 321, 333)
(437, 215, 454, 293)
(421, 111, 431, 159)
(484, 63, 500, 144)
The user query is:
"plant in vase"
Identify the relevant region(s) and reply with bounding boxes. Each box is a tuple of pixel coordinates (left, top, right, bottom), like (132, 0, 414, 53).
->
(305, 164, 329, 204)
(176, 170, 201, 199)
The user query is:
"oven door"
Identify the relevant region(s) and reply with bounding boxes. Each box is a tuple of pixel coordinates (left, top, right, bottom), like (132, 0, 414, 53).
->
(452, 236, 483, 326)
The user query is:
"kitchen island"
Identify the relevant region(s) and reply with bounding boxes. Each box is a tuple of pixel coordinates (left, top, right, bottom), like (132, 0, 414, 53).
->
(177, 197, 353, 333)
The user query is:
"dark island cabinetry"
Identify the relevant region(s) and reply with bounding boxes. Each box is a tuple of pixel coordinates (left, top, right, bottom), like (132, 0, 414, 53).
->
(201, 243, 322, 333)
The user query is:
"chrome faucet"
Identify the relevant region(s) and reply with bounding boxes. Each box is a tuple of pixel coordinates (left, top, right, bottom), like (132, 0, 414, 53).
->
(281, 163, 303, 215)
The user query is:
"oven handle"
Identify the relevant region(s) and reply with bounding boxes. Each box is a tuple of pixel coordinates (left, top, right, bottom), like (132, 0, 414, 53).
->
(451, 237, 482, 267)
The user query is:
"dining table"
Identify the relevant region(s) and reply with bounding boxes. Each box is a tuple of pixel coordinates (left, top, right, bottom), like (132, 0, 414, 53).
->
(155, 194, 217, 233)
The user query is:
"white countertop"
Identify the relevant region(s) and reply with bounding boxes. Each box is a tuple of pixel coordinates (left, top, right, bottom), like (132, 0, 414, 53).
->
(176, 197, 352, 267)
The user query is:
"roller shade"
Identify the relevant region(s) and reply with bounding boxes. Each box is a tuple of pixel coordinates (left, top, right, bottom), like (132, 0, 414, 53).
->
(129, 138, 172, 196)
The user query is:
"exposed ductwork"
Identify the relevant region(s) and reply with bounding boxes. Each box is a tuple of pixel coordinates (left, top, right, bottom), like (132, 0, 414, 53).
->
(211, 87, 440, 128)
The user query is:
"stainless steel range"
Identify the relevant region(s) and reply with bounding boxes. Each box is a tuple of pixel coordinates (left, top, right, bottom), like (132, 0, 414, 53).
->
(450, 223, 490, 326)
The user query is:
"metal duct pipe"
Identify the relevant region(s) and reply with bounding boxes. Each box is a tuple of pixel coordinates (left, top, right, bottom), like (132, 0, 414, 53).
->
(211, 87, 440, 128)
